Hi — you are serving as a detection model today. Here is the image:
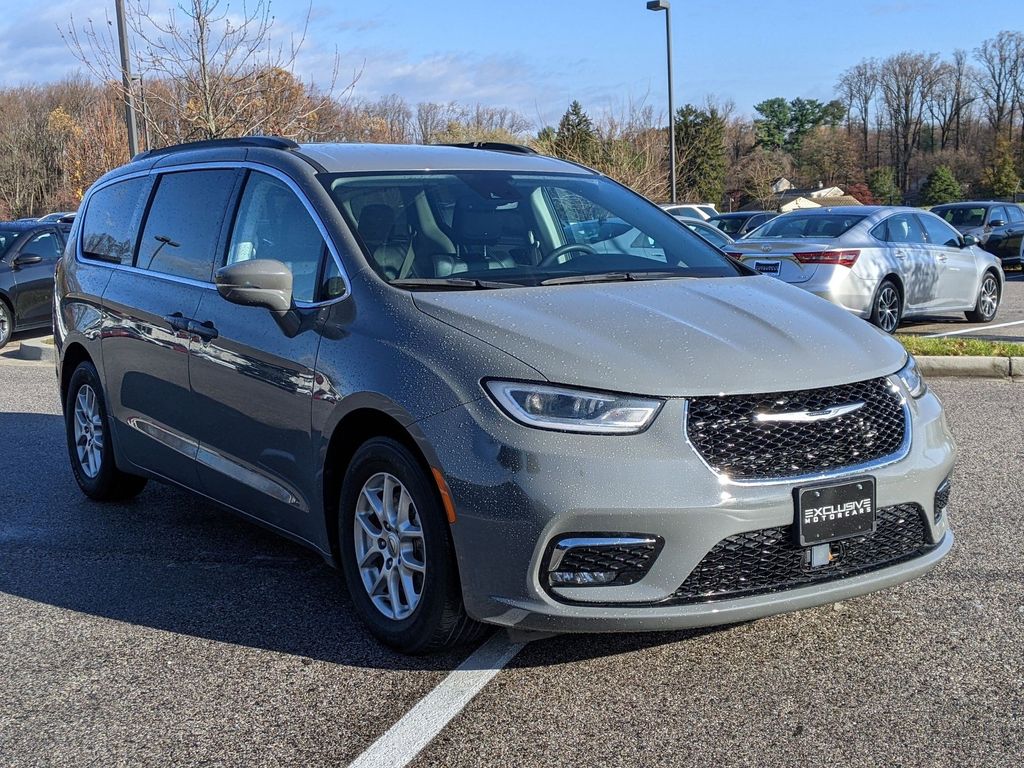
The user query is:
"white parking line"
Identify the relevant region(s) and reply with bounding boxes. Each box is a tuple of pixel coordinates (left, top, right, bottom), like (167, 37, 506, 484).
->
(348, 633, 526, 768)
(922, 319, 1024, 338)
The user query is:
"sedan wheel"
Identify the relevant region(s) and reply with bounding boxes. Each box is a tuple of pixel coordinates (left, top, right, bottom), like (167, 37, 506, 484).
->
(0, 302, 12, 349)
(966, 273, 1000, 323)
(871, 281, 902, 334)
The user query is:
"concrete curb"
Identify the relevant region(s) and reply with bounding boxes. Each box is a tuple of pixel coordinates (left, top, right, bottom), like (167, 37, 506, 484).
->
(917, 355, 1022, 379)
(1, 337, 55, 364)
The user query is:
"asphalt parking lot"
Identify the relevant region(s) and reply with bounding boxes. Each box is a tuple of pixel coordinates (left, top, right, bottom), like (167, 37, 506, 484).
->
(900, 268, 1024, 340)
(1, 359, 1022, 767)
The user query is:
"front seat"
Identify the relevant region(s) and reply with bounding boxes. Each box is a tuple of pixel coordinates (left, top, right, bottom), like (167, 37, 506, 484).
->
(449, 196, 518, 271)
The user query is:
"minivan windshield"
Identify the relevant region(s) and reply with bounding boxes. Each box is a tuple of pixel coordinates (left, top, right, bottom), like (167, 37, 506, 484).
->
(747, 213, 866, 239)
(321, 171, 744, 288)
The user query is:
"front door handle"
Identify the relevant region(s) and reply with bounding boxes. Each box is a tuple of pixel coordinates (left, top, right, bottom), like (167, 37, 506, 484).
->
(894, 250, 907, 260)
(163, 312, 190, 332)
(937, 253, 948, 262)
(187, 319, 219, 341)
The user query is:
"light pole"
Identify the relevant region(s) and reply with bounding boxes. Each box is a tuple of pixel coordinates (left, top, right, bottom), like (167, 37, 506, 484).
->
(114, 0, 139, 158)
(646, 0, 676, 203)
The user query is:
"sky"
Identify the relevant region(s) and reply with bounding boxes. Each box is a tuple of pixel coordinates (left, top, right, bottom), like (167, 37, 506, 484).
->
(0, 0, 1021, 127)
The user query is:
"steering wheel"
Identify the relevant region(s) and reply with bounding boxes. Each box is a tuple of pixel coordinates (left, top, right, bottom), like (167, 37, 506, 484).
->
(538, 243, 597, 268)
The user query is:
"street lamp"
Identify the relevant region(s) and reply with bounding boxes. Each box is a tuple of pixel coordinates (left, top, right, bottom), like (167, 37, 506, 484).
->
(646, 0, 676, 203)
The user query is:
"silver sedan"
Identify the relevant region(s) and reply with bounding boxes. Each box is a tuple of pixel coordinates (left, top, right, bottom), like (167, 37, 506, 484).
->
(728, 206, 1004, 332)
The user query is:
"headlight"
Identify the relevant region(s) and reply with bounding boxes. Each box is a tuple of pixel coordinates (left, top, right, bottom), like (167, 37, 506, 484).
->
(483, 380, 663, 434)
(893, 355, 926, 398)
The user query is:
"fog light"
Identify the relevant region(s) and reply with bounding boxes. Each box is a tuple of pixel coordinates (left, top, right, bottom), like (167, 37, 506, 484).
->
(544, 535, 663, 588)
(934, 477, 951, 523)
(549, 570, 617, 586)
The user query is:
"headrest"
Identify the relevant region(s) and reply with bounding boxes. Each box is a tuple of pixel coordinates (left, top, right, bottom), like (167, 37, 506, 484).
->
(358, 203, 396, 246)
(452, 196, 515, 245)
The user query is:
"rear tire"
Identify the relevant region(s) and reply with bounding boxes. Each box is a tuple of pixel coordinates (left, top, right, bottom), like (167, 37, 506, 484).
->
(0, 300, 12, 349)
(965, 271, 1000, 323)
(870, 279, 902, 334)
(338, 437, 482, 654)
(65, 362, 148, 501)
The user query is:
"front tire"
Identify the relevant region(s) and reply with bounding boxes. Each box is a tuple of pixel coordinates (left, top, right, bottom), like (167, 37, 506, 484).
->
(0, 300, 12, 349)
(64, 362, 148, 501)
(338, 437, 481, 654)
(870, 279, 902, 334)
(965, 271, 1000, 323)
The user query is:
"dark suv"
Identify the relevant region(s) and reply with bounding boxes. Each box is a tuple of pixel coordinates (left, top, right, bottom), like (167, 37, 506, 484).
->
(930, 201, 1024, 267)
(0, 220, 69, 348)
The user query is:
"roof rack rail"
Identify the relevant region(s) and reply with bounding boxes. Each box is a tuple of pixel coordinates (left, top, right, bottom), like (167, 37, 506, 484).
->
(440, 141, 538, 155)
(133, 135, 299, 161)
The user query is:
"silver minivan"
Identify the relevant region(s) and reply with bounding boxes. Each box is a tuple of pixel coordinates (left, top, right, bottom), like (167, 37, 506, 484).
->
(729, 206, 1003, 332)
(56, 139, 955, 652)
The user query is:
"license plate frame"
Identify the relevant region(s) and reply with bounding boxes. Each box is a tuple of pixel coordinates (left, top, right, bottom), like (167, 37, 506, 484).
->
(795, 477, 876, 546)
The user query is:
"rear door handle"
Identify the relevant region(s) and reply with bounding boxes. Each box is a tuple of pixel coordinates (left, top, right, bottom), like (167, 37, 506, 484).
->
(187, 319, 219, 341)
(163, 312, 190, 332)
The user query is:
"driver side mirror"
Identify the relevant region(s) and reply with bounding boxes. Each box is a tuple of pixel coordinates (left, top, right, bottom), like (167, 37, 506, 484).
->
(961, 234, 979, 248)
(215, 259, 293, 313)
(12, 252, 43, 268)
(988, 218, 1006, 228)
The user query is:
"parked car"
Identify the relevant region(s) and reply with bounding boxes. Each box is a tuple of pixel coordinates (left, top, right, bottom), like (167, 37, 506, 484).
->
(728, 206, 1003, 332)
(708, 210, 777, 237)
(37, 211, 77, 224)
(56, 138, 954, 653)
(929, 201, 1024, 267)
(0, 220, 69, 348)
(673, 216, 735, 249)
(659, 203, 714, 220)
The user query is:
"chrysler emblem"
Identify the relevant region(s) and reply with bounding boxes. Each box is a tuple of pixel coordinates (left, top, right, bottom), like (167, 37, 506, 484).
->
(754, 402, 865, 423)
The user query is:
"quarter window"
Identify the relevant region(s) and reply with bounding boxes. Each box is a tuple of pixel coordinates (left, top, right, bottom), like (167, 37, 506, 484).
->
(137, 170, 238, 282)
(226, 172, 327, 303)
(81, 177, 151, 264)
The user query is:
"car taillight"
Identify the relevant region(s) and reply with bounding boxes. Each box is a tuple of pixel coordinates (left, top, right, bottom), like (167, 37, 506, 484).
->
(792, 249, 860, 267)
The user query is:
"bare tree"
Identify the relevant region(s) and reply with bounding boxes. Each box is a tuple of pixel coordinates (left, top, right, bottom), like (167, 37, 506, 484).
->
(973, 31, 1024, 139)
(64, 0, 353, 147)
(837, 59, 878, 173)
(878, 52, 941, 191)
(738, 147, 791, 210)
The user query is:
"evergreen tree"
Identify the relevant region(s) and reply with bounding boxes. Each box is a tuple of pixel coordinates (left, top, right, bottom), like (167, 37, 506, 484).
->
(921, 165, 963, 206)
(674, 104, 726, 203)
(553, 101, 599, 166)
(868, 167, 900, 205)
(983, 137, 1021, 199)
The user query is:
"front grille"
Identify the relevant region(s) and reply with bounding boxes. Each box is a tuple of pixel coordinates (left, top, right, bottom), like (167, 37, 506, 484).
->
(670, 503, 934, 604)
(686, 377, 907, 480)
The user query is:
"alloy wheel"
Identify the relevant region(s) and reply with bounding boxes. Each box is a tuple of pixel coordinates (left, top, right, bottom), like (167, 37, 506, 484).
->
(73, 384, 104, 478)
(877, 286, 900, 333)
(0, 304, 10, 346)
(979, 275, 999, 320)
(353, 472, 426, 621)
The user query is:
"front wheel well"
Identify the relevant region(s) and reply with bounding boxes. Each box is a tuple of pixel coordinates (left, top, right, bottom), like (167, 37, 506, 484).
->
(322, 409, 435, 563)
(60, 343, 94, 407)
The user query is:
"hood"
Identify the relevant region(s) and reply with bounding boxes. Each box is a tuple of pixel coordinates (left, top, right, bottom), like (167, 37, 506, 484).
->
(412, 276, 906, 397)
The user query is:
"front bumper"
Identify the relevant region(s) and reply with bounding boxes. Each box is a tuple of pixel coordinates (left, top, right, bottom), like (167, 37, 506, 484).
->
(418, 387, 955, 632)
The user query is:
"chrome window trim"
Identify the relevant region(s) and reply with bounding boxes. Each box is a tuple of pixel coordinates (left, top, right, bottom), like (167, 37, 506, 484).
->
(681, 385, 913, 487)
(75, 160, 353, 305)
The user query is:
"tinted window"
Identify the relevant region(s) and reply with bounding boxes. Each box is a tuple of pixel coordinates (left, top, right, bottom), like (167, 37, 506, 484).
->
(873, 214, 926, 244)
(917, 214, 961, 247)
(226, 172, 327, 303)
(988, 206, 1007, 225)
(710, 216, 744, 235)
(751, 213, 865, 239)
(82, 177, 151, 264)
(137, 170, 238, 281)
(0, 230, 25, 258)
(934, 206, 986, 228)
(1007, 205, 1024, 223)
(24, 231, 62, 259)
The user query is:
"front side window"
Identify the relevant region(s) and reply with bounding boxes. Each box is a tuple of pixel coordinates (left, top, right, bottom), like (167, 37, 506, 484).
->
(226, 172, 327, 302)
(0, 230, 25, 259)
(917, 214, 961, 248)
(24, 231, 62, 259)
(988, 206, 1008, 225)
(81, 176, 151, 264)
(749, 213, 866, 239)
(322, 171, 741, 287)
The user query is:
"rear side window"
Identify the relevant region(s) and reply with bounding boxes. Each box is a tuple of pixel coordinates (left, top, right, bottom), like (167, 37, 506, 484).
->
(917, 214, 961, 248)
(81, 177, 151, 264)
(1007, 205, 1024, 223)
(137, 170, 238, 282)
(226, 172, 327, 303)
(872, 214, 926, 244)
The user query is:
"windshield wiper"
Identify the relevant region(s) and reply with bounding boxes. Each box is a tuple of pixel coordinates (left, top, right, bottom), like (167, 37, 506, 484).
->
(540, 271, 687, 286)
(390, 277, 521, 290)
